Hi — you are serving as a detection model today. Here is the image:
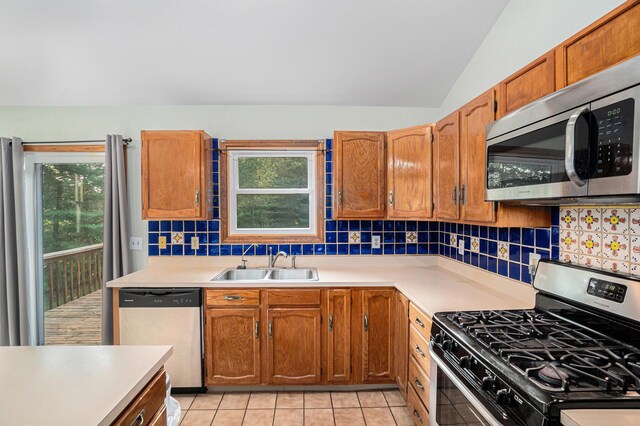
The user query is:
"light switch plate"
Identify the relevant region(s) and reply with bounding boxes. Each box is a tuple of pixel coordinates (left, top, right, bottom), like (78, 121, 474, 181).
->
(458, 239, 465, 256)
(129, 237, 143, 251)
(158, 236, 167, 249)
(529, 253, 542, 275)
(372, 235, 381, 249)
(191, 236, 199, 250)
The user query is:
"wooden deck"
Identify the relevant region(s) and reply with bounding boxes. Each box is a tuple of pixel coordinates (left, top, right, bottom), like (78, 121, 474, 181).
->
(45, 289, 102, 345)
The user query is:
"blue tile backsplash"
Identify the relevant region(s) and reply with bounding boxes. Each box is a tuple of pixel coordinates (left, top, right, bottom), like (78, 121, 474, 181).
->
(147, 137, 561, 285)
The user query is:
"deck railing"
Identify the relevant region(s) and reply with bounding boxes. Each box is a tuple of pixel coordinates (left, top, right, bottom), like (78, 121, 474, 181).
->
(44, 243, 103, 311)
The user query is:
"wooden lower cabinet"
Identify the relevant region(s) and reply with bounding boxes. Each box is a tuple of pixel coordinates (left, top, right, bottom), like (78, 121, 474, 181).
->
(360, 289, 395, 383)
(204, 308, 261, 385)
(325, 289, 352, 383)
(393, 291, 409, 396)
(406, 302, 433, 424)
(266, 308, 322, 384)
(113, 368, 167, 426)
(407, 384, 430, 425)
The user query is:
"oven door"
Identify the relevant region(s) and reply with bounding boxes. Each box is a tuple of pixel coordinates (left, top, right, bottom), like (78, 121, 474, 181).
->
(430, 351, 504, 426)
(486, 105, 592, 202)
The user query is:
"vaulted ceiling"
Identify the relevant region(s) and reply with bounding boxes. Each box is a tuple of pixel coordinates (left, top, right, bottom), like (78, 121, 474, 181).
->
(0, 0, 509, 107)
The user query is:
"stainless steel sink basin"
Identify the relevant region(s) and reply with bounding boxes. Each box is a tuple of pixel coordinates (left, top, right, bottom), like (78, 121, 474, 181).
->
(268, 268, 318, 281)
(212, 269, 269, 281)
(211, 267, 318, 282)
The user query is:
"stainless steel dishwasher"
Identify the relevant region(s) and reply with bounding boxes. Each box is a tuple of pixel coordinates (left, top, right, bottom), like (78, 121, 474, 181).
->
(119, 288, 204, 392)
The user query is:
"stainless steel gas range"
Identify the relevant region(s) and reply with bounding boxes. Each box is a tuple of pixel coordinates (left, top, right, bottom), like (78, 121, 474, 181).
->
(429, 260, 640, 425)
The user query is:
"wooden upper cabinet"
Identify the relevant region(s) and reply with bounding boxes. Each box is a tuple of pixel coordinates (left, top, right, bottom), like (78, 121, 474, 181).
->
(325, 289, 351, 384)
(141, 130, 212, 220)
(555, 0, 640, 88)
(393, 292, 409, 398)
(435, 111, 461, 221)
(361, 289, 395, 383)
(204, 308, 261, 385)
(334, 131, 386, 218)
(460, 89, 496, 223)
(386, 125, 433, 219)
(266, 308, 322, 385)
(497, 51, 556, 118)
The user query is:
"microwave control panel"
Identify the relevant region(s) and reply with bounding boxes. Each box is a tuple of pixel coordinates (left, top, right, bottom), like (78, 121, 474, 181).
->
(591, 98, 635, 178)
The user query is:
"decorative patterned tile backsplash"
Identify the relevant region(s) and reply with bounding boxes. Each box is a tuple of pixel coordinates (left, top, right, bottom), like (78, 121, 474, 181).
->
(559, 207, 640, 275)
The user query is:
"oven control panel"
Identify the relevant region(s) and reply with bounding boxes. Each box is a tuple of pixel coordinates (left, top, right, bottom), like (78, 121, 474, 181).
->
(587, 278, 627, 303)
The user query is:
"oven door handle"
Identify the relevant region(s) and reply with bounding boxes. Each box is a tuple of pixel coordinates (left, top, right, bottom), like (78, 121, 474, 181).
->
(564, 106, 589, 188)
(430, 347, 503, 426)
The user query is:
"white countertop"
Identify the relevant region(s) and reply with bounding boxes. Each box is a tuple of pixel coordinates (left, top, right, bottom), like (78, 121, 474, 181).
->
(562, 409, 640, 426)
(0, 345, 172, 426)
(108, 255, 536, 316)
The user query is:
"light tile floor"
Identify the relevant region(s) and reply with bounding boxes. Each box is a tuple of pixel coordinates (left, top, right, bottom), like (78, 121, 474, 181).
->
(174, 390, 414, 426)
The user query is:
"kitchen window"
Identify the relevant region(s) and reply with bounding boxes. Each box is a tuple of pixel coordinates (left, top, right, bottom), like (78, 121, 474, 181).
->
(220, 140, 325, 243)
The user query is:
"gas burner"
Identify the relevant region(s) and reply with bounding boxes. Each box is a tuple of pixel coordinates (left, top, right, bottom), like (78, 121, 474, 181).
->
(538, 363, 570, 387)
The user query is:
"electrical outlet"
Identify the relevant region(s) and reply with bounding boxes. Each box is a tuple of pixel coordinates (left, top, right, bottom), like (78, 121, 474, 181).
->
(129, 237, 143, 251)
(191, 236, 199, 250)
(458, 239, 465, 256)
(529, 253, 542, 275)
(372, 235, 381, 249)
(158, 236, 167, 249)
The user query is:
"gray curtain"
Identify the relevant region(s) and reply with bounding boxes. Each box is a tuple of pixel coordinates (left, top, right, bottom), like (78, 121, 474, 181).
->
(0, 137, 36, 346)
(102, 134, 131, 345)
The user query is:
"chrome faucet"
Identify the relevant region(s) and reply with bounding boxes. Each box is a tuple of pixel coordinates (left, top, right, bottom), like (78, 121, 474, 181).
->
(238, 244, 256, 269)
(270, 249, 288, 268)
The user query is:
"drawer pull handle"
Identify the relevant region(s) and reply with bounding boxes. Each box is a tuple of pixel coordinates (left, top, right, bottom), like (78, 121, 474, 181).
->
(413, 408, 423, 423)
(415, 345, 426, 358)
(364, 314, 368, 332)
(414, 317, 425, 328)
(414, 378, 425, 391)
(255, 320, 260, 339)
(130, 409, 145, 426)
(329, 313, 334, 332)
(223, 295, 243, 300)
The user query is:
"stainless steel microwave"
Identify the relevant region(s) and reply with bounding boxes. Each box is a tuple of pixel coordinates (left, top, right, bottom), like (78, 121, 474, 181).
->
(485, 56, 640, 205)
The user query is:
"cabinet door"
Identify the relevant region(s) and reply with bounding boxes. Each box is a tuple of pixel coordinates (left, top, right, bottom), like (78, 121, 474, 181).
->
(497, 51, 555, 118)
(326, 289, 351, 384)
(142, 130, 211, 219)
(393, 292, 409, 397)
(334, 131, 386, 218)
(460, 89, 496, 223)
(386, 125, 433, 219)
(267, 308, 322, 384)
(435, 111, 460, 220)
(556, 1, 640, 88)
(204, 308, 260, 385)
(361, 289, 394, 382)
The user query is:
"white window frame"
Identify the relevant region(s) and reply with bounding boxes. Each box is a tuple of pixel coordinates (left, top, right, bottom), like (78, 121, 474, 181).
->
(228, 150, 316, 235)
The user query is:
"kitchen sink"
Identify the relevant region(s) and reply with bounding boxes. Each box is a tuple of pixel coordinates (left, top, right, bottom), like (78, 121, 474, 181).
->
(211, 267, 319, 282)
(268, 268, 318, 281)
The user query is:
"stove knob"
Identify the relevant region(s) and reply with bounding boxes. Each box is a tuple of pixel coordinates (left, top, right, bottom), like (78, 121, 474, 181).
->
(441, 339, 453, 350)
(495, 388, 512, 405)
(434, 333, 444, 345)
(459, 356, 471, 369)
(481, 376, 495, 391)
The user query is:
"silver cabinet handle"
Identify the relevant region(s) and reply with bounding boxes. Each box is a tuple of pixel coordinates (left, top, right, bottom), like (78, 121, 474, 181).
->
(565, 106, 589, 188)
(329, 313, 334, 332)
(414, 317, 425, 328)
(415, 344, 426, 358)
(130, 409, 145, 426)
(364, 314, 368, 332)
(268, 320, 273, 339)
(453, 185, 458, 206)
(223, 295, 243, 300)
(413, 408, 423, 423)
(255, 320, 259, 339)
(460, 184, 466, 205)
(195, 189, 200, 207)
(337, 191, 342, 206)
(389, 190, 394, 206)
(414, 377, 425, 391)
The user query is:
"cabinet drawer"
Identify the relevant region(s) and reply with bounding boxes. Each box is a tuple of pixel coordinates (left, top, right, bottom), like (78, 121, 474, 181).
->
(148, 404, 167, 426)
(407, 384, 429, 425)
(267, 289, 321, 306)
(113, 368, 166, 426)
(410, 325, 431, 375)
(206, 289, 260, 306)
(409, 355, 430, 410)
(409, 303, 432, 342)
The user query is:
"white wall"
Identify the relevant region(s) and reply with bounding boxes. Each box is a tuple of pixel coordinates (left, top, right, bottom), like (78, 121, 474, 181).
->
(438, 0, 627, 116)
(0, 105, 437, 271)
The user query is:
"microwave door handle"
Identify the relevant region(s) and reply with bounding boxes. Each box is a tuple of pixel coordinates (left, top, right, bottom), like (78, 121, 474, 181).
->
(565, 106, 589, 188)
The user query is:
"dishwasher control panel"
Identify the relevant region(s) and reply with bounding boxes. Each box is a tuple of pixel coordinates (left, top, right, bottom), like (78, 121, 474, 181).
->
(119, 288, 202, 308)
